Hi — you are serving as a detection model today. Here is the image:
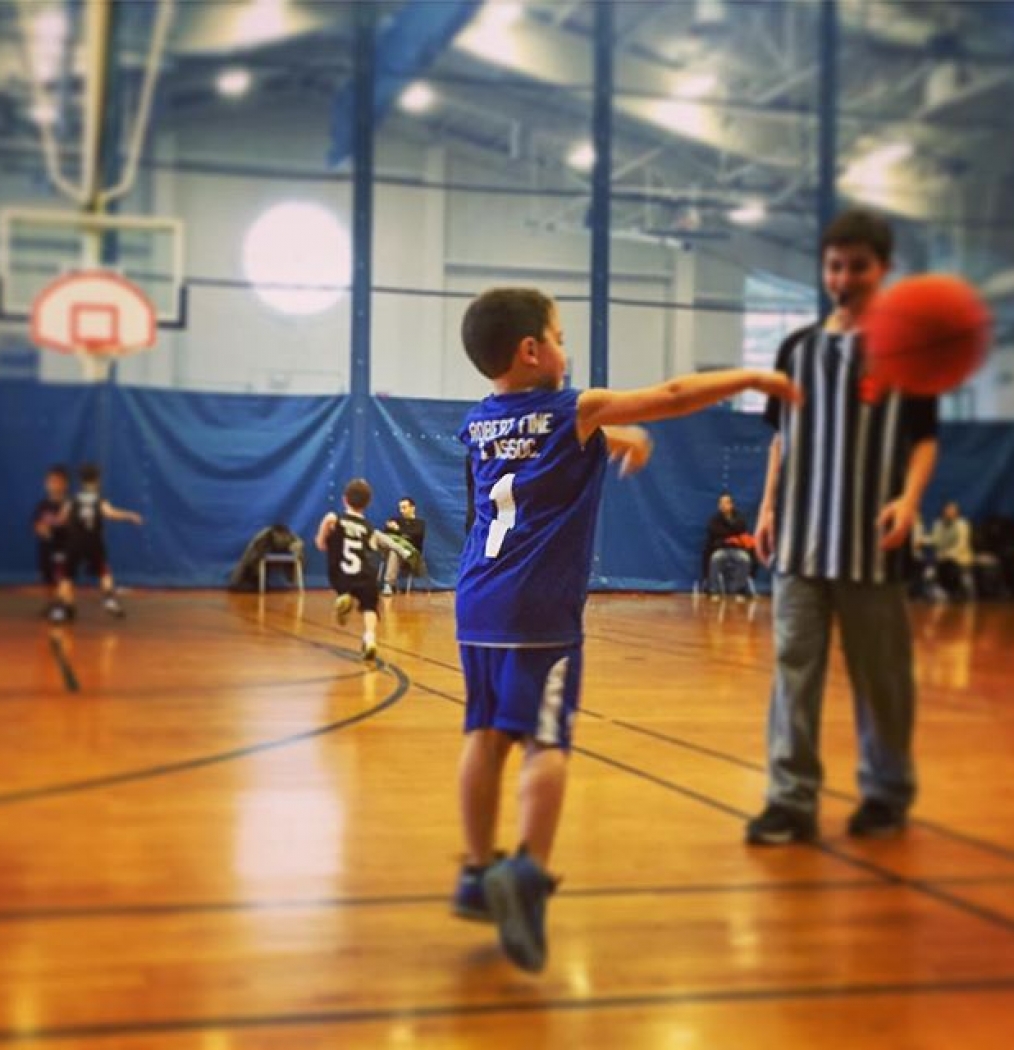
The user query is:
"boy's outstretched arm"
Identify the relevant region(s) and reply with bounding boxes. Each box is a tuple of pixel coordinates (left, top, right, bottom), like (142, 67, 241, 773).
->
(576, 369, 801, 444)
(315, 512, 337, 552)
(101, 500, 143, 525)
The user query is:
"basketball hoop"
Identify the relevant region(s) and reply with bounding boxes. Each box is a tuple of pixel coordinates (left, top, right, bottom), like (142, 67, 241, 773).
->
(31, 270, 157, 382)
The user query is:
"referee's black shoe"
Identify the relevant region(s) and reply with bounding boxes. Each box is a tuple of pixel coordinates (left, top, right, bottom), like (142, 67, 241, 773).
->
(745, 803, 817, 845)
(847, 799, 906, 839)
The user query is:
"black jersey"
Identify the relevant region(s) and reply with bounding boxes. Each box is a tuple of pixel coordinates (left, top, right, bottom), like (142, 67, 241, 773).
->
(326, 512, 379, 588)
(69, 490, 104, 538)
(33, 498, 69, 548)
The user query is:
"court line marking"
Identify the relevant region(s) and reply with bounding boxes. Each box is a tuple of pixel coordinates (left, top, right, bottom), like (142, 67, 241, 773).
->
(6, 874, 1014, 926)
(409, 677, 1014, 937)
(587, 613, 1010, 715)
(47, 632, 79, 693)
(333, 609, 1014, 866)
(0, 671, 370, 706)
(607, 717, 1014, 865)
(0, 640, 410, 807)
(3, 976, 1014, 1042)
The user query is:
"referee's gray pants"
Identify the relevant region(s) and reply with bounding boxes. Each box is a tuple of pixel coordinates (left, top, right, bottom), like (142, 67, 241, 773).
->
(766, 573, 916, 815)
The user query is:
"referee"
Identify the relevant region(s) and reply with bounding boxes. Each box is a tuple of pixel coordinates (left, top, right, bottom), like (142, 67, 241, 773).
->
(746, 209, 939, 845)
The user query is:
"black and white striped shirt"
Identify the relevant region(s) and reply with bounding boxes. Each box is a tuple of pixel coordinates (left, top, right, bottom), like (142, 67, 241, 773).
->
(765, 325, 938, 584)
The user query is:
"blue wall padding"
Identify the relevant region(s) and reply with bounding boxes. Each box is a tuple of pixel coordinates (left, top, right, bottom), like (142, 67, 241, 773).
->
(2, 380, 1013, 590)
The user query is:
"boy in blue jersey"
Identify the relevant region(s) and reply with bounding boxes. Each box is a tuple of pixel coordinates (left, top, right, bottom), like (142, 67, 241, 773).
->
(453, 288, 799, 972)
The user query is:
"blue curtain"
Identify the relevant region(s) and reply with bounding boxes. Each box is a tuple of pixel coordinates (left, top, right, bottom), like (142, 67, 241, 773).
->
(2, 380, 1013, 590)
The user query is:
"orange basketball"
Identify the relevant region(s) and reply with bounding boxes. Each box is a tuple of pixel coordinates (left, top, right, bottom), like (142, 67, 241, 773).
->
(862, 274, 991, 396)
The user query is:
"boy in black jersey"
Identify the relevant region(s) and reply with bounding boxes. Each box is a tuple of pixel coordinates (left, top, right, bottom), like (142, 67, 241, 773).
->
(51, 463, 143, 623)
(33, 465, 71, 612)
(315, 479, 396, 662)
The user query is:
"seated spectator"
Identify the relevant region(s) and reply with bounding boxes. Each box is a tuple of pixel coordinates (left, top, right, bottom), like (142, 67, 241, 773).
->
(228, 524, 304, 591)
(931, 501, 974, 599)
(382, 497, 426, 596)
(703, 493, 755, 601)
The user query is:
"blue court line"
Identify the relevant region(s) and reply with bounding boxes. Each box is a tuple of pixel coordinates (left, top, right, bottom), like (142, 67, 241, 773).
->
(0, 632, 409, 806)
(607, 716, 1014, 866)
(47, 632, 79, 693)
(340, 619, 1014, 866)
(5, 875, 1014, 927)
(0, 670, 369, 705)
(2, 976, 1013, 1043)
(408, 678, 1014, 937)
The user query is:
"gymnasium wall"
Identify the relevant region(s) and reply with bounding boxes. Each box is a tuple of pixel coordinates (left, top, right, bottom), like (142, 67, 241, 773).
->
(2, 97, 765, 399)
(3, 378, 1014, 591)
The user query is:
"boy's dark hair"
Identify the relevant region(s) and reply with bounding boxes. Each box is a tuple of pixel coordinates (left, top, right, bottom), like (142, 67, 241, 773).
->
(821, 209, 893, 264)
(400, 496, 416, 509)
(46, 464, 69, 481)
(461, 288, 554, 379)
(79, 463, 101, 485)
(344, 478, 372, 511)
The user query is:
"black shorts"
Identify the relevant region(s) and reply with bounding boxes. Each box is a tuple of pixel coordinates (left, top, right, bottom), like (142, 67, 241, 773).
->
(65, 536, 109, 580)
(328, 571, 379, 615)
(38, 543, 67, 586)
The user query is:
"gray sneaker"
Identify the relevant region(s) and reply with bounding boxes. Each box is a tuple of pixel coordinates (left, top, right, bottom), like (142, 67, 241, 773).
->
(483, 851, 556, 973)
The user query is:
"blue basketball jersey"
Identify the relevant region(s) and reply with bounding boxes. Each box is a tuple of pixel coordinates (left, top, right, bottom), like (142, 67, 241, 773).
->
(456, 387, 607, 647)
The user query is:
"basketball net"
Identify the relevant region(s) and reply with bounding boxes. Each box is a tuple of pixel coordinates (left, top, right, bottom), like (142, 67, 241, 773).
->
(74, 342, 114, 383)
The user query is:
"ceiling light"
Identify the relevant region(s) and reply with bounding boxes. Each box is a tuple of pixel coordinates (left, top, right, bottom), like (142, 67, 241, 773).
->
(567, 142, 595, 172)
(862, 141, 914, 168)
(481, 2, 523, 29)
(236, 0, 289, 47)
(29, 9, 68, 84)
(678, 73, 718, 100)
(217, 68, 252, 98)
(729, 201, 766, 225)
(399, 82, 436, 114)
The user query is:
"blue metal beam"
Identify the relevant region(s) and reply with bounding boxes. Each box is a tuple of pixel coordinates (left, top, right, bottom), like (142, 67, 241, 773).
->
(350, 1, 376, 476)
(327, 0, 483, 168)
(589, 0, 614, 389)
(817, 0, 838, 317)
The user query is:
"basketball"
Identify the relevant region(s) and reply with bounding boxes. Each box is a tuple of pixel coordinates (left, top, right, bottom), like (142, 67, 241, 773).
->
(862, 274, 991, 396)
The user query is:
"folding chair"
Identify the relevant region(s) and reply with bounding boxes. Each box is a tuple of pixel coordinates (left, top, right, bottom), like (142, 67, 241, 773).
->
(258, 552, 304, 593)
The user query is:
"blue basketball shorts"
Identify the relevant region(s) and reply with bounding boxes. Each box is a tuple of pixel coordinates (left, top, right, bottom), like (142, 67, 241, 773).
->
(459, 644, 583, 750)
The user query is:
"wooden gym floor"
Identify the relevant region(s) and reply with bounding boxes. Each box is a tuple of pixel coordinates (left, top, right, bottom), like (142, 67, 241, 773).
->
(1, 588, 1012, 1048)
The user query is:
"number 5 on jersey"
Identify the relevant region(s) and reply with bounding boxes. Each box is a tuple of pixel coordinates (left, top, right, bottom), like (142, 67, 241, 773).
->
(485, 473, 516, 558)
(341, 536, 363, 574)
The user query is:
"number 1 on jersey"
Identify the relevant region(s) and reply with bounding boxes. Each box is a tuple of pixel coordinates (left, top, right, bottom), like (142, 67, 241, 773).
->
(485, 473, 517, 558)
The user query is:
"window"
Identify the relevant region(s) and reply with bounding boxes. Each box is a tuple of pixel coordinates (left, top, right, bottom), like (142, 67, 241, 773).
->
(741, 274, 815, 412)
